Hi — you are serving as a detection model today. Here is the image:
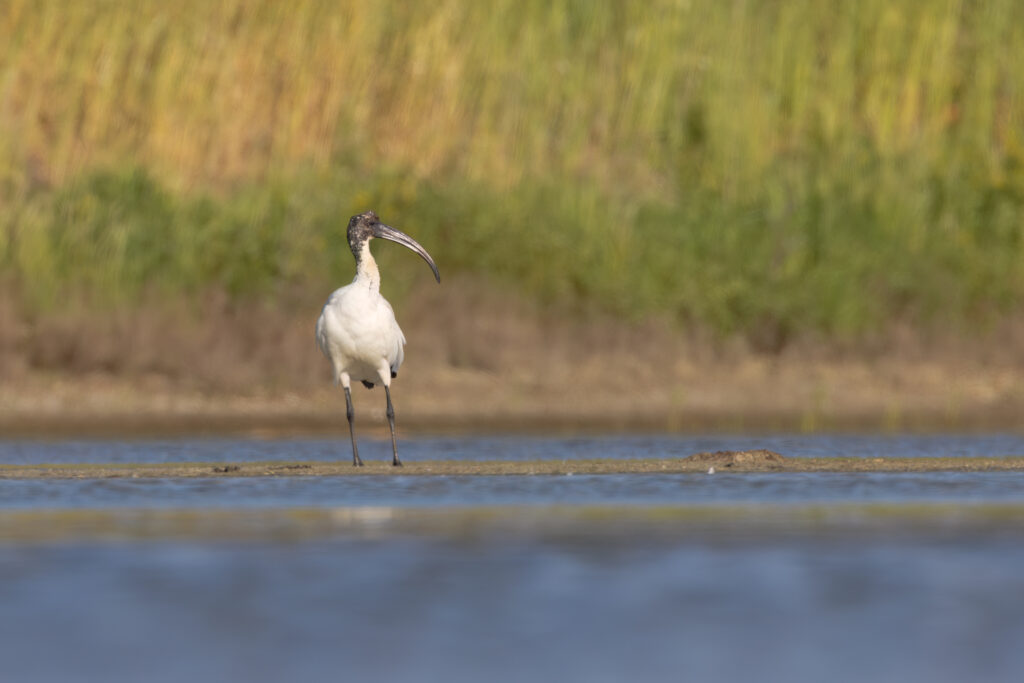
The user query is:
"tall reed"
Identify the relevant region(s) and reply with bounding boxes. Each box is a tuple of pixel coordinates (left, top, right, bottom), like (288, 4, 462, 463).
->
(1, 0, 1022, 342)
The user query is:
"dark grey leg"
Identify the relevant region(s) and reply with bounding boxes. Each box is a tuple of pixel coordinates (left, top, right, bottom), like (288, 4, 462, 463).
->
(345, 386, 363, 467)
(385, 386, 401, 467)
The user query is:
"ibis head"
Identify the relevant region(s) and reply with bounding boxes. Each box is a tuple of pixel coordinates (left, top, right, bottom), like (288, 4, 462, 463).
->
(347, 211, 440, 283)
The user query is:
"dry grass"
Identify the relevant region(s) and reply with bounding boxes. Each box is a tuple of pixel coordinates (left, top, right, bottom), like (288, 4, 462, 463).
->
(3, 1, 1024, 351)
(3, 0, 1021, 195)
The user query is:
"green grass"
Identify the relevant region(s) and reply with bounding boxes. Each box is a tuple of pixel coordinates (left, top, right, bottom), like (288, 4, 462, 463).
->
(2, 0, 1024, 345)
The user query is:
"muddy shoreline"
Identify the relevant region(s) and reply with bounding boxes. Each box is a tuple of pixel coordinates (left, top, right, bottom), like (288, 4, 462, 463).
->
(6, 291, 1024, 439)
(4, 450, 1024, 480)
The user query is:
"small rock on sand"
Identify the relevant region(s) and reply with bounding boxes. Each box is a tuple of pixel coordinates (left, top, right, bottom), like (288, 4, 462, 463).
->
(684, 449, 786, 468)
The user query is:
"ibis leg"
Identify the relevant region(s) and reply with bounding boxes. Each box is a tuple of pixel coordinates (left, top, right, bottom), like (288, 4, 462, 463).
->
(385, 386, 402, 467)
(344, 386, 363, 467)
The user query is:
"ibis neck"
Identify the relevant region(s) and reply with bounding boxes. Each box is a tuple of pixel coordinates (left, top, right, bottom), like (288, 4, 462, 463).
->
(353, 240, 380, 292)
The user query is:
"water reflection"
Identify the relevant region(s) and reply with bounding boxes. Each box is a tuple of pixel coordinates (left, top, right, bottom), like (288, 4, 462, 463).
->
(2, 536, 1023, 683)
(3, 432, 1024, 683)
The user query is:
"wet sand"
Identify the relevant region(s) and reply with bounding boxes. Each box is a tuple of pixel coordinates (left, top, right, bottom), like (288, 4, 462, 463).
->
(4, 450, 1024, 479)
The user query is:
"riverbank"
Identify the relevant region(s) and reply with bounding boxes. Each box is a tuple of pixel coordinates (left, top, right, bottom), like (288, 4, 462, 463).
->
(4, 284, 1024, 438)
(3, 336, 1024, 439)
(5, 450, 1024, 480)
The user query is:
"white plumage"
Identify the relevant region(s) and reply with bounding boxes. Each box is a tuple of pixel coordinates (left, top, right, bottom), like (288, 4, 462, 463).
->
(317, 245, 405, 388)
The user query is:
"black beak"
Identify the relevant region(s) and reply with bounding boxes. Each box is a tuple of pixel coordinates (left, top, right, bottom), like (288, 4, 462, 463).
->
(372, 223, 441, 283)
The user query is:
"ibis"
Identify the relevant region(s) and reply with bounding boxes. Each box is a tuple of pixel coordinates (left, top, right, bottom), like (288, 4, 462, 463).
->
(316, 211, 440, 466)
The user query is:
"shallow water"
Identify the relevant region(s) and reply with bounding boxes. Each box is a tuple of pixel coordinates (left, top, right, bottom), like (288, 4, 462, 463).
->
(2, 471, 1024, 509)
(3, 534, 1024, 683)
(4, 431, 1024, 465)
(4, 433, 1024, 683)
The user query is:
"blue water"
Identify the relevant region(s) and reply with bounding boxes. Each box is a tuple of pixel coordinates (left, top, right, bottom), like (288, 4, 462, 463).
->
(3, 433, 1024, 683)
(3, 535, 1024, 683)
(2, 471, 1024, 509)
(4, 432, 1024, 464)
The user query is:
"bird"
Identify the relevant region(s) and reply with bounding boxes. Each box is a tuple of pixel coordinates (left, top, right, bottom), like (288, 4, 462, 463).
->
(316, 211, 440, 467)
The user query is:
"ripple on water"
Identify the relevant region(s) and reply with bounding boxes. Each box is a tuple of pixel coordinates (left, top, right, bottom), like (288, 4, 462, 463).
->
(2, 471, 1024, 509)
(5, 432, 1024, 465)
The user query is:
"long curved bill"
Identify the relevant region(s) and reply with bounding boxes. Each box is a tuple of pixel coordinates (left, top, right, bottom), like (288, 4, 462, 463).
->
(373, 223, 441, 283)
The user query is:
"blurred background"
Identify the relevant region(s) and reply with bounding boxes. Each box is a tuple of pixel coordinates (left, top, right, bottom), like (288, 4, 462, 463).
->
(6, 6, 1024, 683)
(2, 0, 1024, 432)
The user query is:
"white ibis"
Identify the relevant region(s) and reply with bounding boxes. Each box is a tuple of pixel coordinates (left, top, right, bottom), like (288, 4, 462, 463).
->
(316, 211, 440, 466)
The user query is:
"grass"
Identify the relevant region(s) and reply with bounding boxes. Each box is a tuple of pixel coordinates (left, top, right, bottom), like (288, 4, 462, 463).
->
(2, 0, 1024, 346)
